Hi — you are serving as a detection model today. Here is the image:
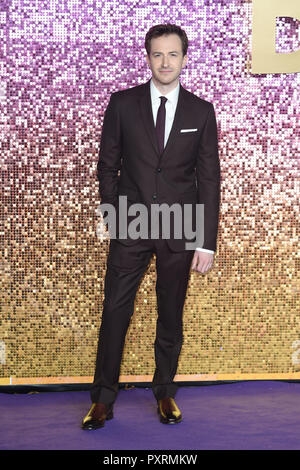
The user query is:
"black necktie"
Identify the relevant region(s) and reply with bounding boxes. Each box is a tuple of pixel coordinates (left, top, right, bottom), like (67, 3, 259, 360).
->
(155, 96, 167, 155)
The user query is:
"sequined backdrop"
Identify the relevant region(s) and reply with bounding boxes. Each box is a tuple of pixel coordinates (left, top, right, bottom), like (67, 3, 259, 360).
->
(1, 0, 299, 384)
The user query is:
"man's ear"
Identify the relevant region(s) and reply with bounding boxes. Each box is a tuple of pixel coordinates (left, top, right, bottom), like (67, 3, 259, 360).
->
(183, 54, 188, 67)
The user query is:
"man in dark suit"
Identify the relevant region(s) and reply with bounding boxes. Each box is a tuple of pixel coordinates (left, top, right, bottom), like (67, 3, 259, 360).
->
(82, 23, 220, 429)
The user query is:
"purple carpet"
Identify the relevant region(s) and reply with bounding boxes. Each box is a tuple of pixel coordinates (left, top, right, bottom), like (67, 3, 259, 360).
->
(1, 381, 300, 450)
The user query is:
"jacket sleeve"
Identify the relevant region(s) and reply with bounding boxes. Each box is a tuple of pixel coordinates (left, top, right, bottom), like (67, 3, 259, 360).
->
(196, 103, 221, 252)
(97, 92, 122, 212)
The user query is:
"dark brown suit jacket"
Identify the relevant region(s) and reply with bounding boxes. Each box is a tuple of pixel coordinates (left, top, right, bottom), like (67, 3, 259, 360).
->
(97, 78, 220, 252)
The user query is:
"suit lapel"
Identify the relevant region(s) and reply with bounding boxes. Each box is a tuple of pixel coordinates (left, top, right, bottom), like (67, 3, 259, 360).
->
(162, 82, 186, 160)
(139, 79, 159, 156)
(138, 79, 188, 161)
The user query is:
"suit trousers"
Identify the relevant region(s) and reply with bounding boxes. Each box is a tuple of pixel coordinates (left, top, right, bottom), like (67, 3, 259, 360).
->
(90, 236, 194, 405)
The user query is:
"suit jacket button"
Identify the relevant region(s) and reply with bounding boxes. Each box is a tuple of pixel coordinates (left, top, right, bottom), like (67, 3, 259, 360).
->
(157, 168, 161, 172)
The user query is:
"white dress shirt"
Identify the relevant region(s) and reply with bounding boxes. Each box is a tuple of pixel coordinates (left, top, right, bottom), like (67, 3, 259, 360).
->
(150, 78, 215, 255)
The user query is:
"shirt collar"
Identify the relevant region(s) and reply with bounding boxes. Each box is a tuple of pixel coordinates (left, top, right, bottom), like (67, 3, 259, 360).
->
(150, 78, 180, 106)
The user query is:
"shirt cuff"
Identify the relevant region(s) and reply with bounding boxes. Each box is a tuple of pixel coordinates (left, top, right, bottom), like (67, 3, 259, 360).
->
(196, 248, 215, 254)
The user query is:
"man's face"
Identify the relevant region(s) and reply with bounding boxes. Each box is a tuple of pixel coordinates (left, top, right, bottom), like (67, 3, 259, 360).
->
(146, 33, 187, 87)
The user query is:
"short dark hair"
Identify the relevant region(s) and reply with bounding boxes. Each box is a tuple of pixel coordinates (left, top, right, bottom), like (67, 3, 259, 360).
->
(145, 23, 188, 57)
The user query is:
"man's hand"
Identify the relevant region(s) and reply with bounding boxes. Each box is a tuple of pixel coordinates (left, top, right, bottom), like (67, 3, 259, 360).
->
(191, 251, 214, 274)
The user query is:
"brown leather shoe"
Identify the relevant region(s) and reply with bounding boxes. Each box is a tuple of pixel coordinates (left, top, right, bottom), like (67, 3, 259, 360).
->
(157, 397, 182, 424)
(81, 402, 114, 430)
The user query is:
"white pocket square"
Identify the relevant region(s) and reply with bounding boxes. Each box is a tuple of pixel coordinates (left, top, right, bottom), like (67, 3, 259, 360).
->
(180, 128, 198, 133)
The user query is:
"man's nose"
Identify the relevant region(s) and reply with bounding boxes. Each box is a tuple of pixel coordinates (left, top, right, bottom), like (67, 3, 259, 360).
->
(161, 56, 170, 67)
